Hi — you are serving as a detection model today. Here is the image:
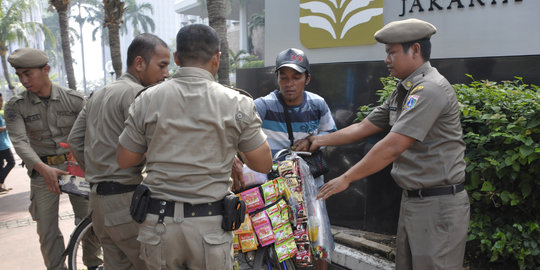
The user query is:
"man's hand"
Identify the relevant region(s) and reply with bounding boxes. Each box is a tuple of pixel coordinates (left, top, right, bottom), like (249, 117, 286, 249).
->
(34, 162, 68, 194)
(308, 136, 320, 152)
(292, 138, 310, 152)
(316, 175, 350, 200)
(231, 156, 244, 192)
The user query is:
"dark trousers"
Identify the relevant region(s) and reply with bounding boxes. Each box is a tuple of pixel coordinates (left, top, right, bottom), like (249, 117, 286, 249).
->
(0, 148, 15, 184)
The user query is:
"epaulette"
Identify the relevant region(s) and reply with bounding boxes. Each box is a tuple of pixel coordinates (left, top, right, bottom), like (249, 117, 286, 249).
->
(225, 85, 253, 99)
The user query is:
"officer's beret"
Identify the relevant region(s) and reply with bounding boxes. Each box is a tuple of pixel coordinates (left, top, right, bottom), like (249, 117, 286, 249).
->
(374, 18, 437, 44)
(8, 48, 49, 69)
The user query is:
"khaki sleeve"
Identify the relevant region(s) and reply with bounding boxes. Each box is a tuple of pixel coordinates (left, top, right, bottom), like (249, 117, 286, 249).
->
(391, 82, 447, 141)
(4, 99, 41, 171)
(237, 100, 267, 153)
(118, 96, 148, 154)
(67, 104, 88, 169)
(367, 95, 392, 130)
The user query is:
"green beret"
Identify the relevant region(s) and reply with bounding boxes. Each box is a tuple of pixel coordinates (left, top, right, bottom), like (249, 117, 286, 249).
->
(8, 48, 49, 68)
(374, 18, 437, 44)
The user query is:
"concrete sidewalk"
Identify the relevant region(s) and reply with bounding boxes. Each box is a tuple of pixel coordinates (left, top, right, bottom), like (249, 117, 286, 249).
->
(0, 153, 79, 270)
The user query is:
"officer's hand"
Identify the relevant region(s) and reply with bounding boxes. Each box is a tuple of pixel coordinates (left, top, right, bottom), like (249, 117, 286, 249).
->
(292, 138, 310, 152)
(34, 162, 68, 194)
(231, 156, 244, 192)
(308, 136, 320, 152)
(316, 175, 350, 200)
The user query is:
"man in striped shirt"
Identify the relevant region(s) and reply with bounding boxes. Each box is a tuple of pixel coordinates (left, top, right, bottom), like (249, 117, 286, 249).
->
(254, 48, 336, 270)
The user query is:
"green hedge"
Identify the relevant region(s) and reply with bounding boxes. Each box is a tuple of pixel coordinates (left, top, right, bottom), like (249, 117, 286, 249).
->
(356, 76, 540, 269)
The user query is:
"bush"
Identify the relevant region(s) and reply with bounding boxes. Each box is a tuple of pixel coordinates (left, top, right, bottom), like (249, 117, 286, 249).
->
(241, 60, 264, 69)
(356, 75, 540, 269)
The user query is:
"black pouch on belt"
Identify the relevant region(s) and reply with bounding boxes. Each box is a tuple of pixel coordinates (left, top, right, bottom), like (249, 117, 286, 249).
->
(221, 194, 246, 231)
(130, 184, 151, 224)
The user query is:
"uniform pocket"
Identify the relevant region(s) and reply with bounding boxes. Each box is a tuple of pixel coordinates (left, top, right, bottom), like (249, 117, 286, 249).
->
(103, 193, 134, 227)
(138, 224, 162, 269)
(202, 230, 233, 270)
(28, 190, 39, 221)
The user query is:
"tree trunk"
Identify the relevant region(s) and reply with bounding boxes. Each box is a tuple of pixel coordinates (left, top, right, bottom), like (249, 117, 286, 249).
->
(206, 0, 230, 86)
(77, 3, 87, 94)
(107, 23, 122, 78)
(52, 1, 78, 90)
(0, 50, 14, 92)
(103, 0, 124, 79)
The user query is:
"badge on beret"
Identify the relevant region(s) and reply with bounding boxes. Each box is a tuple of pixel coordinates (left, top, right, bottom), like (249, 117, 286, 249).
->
(403, 95, 419, 111)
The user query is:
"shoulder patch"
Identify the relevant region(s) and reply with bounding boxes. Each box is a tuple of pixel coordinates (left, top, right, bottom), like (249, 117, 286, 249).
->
(403, 95, 419, 111)
(5, 107, 18, 122)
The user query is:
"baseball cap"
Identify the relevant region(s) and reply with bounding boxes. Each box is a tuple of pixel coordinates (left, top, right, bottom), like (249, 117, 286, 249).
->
(275, 48, 310, 74)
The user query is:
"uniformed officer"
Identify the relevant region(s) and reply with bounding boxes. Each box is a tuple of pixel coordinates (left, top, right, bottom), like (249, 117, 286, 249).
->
(68, 33, 170, 270)
(5, 48, 101, 269)
(309, 18, 470, 270)
(116, 24, 273, 269)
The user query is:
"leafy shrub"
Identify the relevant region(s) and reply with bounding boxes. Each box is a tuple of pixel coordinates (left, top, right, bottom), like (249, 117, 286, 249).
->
(241, 60, 264, 69)
(356, 75, 540, 269)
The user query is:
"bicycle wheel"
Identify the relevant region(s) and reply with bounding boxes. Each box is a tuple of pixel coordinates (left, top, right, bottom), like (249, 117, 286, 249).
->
(67, 218, 103, 270)
(253, 245, 296, 270)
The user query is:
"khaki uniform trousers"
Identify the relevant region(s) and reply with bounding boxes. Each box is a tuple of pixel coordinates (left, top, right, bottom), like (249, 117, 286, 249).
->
(89, 188, 147, 270)
(29, 171, 101, 270)
(395, 190, 470, 270)
(138, 211, 233, 270)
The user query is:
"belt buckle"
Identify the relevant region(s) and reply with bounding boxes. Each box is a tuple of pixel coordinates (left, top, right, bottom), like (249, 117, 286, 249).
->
(47, 155, 66, 165)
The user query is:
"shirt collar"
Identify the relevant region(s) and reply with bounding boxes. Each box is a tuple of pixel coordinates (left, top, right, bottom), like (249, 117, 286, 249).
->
(121, 72, 142, 85)
(29, 84, 60, 104)
(172, 67, 216, 82)
(400, 61, 432, 91)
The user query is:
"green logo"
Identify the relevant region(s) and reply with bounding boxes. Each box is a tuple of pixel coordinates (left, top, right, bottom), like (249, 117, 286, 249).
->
(300, 0, 384, 48)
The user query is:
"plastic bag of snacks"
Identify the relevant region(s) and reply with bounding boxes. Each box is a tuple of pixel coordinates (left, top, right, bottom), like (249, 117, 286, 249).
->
(297, 156, 334, 262)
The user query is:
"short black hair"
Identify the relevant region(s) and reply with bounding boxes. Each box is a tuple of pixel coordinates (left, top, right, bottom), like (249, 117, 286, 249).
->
(402, 39, 431, 61)
(126, 33, 168, 67)
(176, 24, 220, 66)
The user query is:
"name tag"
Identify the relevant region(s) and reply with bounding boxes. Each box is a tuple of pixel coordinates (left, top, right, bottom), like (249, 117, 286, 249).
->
(389, 106, 397, 111)
(57, 111, 76, 117)
(24, 114, 41, 122)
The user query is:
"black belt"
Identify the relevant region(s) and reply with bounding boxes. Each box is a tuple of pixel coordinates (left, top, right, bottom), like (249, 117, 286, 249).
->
(39, 154, 68, 165)
(405, 183, 465, 198)
(94, 182, 138, 195)
(147, 198, 224, 218)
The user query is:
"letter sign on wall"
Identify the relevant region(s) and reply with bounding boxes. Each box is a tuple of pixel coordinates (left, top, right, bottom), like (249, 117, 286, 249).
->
(299, 0, 384, 49)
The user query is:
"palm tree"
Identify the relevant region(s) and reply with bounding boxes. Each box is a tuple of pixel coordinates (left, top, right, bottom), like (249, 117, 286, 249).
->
(206, 0, 231, 85)
(72, 0, 99, 94)
(86, 2, 109, 86)
(50, 0, 78, 90)
(0, 0, 53, 92)
(103, 0, 125, 78)
(122, 0, 154, 38)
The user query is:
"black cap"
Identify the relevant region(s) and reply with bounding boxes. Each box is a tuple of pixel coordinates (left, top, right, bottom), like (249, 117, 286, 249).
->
(275, 48, 309, 74)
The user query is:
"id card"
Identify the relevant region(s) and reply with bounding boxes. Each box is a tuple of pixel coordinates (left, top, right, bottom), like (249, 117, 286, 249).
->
(58, 175, 90, 198)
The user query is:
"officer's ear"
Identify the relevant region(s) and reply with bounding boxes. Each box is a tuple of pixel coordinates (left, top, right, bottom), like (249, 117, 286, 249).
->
(305, 73, 311, 86)
(173, 51, 182, 67)
(133, 56, 146, 72)
(411, 43, 422, 58)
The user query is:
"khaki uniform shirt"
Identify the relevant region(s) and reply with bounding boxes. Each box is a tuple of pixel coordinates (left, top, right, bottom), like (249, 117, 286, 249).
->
(367, 62, 466, 190)
(68, 73, 144, 184)
(119, 67, 267, 204)
(5, 84, 85, 174)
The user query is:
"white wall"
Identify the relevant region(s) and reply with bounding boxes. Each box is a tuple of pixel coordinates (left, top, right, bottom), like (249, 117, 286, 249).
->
(265, 0, 540, 66)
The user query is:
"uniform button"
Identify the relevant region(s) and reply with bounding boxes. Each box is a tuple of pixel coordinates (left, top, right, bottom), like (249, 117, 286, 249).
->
(160, 201, 166, 205)
(159, 209, 165, 214)
(191, 212, 195, 216)
(236, 113, 243, 119)
(208, 211, 212, 215)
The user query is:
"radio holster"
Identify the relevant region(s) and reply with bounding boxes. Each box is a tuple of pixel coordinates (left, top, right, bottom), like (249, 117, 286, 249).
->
(130, 184, 151, 223)
(221, 194, 246, 231)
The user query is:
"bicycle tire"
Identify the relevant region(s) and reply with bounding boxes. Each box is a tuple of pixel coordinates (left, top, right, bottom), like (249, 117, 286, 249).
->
(253, 245, 296, 270)
(67, 218, 103, 270)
